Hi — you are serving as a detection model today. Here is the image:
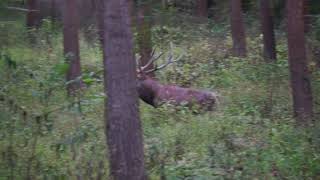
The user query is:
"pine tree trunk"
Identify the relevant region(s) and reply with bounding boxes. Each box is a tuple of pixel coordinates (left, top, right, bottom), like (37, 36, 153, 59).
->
(26, 0, 40, 28)
(102, 0, 147, 179)
(94, 0, 105, 46)
(260, 0, 276, 61)
(287, 0, 313, 124)
(196, 0, 208, 18)
(230, 0, 247, 57)
(63, 0, 82, 95)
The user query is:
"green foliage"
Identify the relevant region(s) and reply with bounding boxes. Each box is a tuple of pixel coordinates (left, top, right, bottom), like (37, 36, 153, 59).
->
(0, 19, 107, 179)
(142, 107, 320, 179)
(313, 15, 320, 41)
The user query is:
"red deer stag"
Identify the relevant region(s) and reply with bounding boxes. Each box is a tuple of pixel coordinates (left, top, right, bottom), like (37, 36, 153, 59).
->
(136, 45, 219, 111)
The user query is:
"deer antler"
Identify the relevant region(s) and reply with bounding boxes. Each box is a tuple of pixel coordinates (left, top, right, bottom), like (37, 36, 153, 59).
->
(136, 54, 142, 72)
(145, 42, 184, 73)
(140, 49, 164, 71)
(136, 42, 184, 74)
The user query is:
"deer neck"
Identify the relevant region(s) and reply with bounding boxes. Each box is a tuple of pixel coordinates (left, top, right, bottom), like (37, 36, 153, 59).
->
(137, 77, 162, 107)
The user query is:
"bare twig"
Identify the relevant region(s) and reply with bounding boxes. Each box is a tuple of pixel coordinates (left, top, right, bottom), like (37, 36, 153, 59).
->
(6, 6, 39, 12)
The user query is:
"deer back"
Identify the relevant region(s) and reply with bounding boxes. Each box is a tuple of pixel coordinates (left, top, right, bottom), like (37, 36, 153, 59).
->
(137, 75, 219, 111)
(155, 84, 219, 111)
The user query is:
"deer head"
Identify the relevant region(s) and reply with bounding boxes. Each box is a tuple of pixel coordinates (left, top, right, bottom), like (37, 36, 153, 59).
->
(136, 42, 183, 80)
(135, 43, 184, 107)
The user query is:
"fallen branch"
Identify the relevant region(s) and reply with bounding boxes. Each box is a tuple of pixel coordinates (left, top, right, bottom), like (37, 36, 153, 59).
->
(6, 6, 39, 12)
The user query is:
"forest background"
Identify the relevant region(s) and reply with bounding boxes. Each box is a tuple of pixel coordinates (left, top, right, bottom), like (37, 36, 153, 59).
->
(1, 0, 320, 179)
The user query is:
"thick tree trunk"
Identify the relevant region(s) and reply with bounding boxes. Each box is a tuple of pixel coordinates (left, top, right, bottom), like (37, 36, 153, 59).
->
(196, 0, 208, 18)
(260, 0, 276, 61)
(287, 0, 313, 124)
(26, 0, 40, 28)
(137, 1, 154, 77)
(63, 0, 82, 95)
(230, 0, 247, 57)
(102, 0, 147, 179)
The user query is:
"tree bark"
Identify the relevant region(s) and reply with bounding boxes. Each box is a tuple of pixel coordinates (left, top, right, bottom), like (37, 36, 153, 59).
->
(137, 1, 154, 77)
(26, 0, 40, 28)
(63, 0, 82, 95)
(260, 0, 276, 61)
(50, 0, 57, 22)
(287, 0, 313, 124)
(230, 0, 247, 57)
(94, 0, 105, 46)
(102, 0, 147, 179)
(196, 0, 208, 18)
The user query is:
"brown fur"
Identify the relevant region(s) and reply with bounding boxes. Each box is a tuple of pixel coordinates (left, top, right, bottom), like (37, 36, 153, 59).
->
(137, 76, 219, 111)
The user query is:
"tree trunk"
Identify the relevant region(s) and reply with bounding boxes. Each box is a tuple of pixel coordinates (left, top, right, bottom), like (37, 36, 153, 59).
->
(230, 0, 247, 57)
(94, 0, 105, 46)
(260, 0, 277, 117)
(102, 0, 147, 179)
(260, 0, 276, 61)
(287, 0, 313, 124)
(196, 0, 208, 18)
(137, 1, 154, 77)
(50, 0, 57, 22)
(63, 0, 82, 95)
(26, 0, 40, 28)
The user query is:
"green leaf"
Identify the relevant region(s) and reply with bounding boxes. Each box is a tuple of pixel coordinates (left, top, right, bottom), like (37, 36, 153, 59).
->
(52, 63, 69, 76)
(82, 77, 95, 85)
